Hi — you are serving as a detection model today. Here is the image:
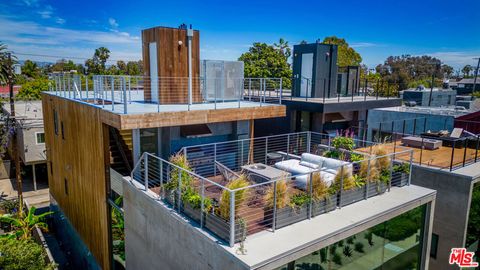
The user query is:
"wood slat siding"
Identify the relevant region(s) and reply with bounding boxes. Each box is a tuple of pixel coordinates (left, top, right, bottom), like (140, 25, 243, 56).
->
(142, 26, 201, 104)
(42, 94, 110, 270)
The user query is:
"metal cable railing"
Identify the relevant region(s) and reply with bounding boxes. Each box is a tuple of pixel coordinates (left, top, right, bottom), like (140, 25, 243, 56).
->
(130, 132, 414, 248)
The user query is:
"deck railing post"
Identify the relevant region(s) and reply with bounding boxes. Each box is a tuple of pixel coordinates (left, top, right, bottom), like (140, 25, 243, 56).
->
(144, 154, 149, 191)
(408, 151, 413, 185)
(388, 155, 393, 191)
(286, 134, 290, 159)
(272, 181, 277, 232)
(475, 136, 479, 163)
(240, 140, 244, 167)
(229, 190, 236, 247)
(308, 172, 313, 219)
(450, 141, 456, 171)
(307, 132, 311, 153)
(365, 159, 371, 199)
(111, 76, 115, 111)
(200, 178, 205, 228)
(128, 76, 131, 103)
(265, 137, 268, 164)
(160, 160, 164, 198)
(177, 169, 182, 212)
(213, 144, 217, 177)
(339, 165, 345, 208)
(462, 139, 468, 167)
(279, 78, 283, 104)
(123, 77, 127, 114)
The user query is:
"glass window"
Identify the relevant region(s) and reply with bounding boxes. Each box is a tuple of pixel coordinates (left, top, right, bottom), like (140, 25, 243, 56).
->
(466, 183, 480, 255)
(431, 234, 439, 259)
(140, 128, 159, 155)
(36, 132, 45, 144)
(276, 205, 427, 270)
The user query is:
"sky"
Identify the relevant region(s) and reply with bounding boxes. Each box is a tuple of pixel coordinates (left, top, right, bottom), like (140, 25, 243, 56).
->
(1, 0, 479, 70)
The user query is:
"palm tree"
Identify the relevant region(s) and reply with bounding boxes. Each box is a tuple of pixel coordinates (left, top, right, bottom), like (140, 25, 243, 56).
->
(0, 206, 53, 240)
(462, 65, 473, 77)
(273, 38, 291, 59)
(0, 42, 10, 85)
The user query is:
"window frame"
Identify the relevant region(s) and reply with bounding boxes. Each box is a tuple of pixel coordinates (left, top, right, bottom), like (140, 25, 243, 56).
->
(35, 132, 46, 145)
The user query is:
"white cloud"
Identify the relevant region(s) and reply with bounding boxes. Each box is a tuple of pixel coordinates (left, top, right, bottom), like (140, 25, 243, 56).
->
(350, 42, 380, 48)
(55, 17, 65, 24)
(37, 4, 53, 19)
(22, 0, 39, 7)
(425, 51, 479, 69)
(0, 16, 141, 62)
(108, 18, 119, 28)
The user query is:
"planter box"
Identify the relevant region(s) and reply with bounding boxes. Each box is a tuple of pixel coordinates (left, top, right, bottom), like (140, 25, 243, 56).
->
(340, 186, 366, 207)
(312, 195, 337, 217)
(204, 212, 244, 244)
(367, 182, 387, 198)
(181, 202, 203, 224)
(273, 204, 309, 230)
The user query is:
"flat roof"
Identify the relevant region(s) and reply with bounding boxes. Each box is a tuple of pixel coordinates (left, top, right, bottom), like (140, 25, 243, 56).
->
(372, 106, 470, 117)
(3, 100, 43, 119)
(222, 185, 435, 270)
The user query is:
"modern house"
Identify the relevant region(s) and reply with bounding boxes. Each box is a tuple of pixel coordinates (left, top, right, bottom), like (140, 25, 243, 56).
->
(2, 101, 49, 207)
(123, 131, 436, 270)
(451, 77, 480, 95)
(255, 42, 401, 137)
(42, 25, 285, 269)
(354, 116, 480, 269)
(400, 86, 457, 107)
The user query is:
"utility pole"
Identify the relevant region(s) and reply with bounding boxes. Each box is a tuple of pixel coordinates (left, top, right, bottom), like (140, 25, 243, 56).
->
(473, 57, 480, 93)
(7, 52, 23, 216)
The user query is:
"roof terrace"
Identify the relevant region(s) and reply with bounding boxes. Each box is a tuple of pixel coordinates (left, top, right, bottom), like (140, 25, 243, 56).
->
(127, 131, 416, 248)
(45, 74, 285, 129)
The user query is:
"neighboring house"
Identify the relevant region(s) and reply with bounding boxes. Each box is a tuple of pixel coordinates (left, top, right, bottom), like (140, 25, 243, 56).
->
(400, 86, 457, 107)
(3, 101, 47, 192)
(42, 25, 285, 270)
(255, 42, 401, 137)
(451, 77, 480, 95)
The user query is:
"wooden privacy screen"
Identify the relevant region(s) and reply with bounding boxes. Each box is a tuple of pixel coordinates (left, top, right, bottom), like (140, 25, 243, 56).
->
(142, 26, 202, 104)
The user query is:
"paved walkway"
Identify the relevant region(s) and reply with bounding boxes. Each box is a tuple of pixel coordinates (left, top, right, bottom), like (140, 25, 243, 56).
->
(0, 178, 50, 208)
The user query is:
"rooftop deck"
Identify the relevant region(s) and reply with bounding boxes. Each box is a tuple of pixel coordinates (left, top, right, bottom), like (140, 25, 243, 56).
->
(128, 132, 416, 248)
(46, 74, 285, 130)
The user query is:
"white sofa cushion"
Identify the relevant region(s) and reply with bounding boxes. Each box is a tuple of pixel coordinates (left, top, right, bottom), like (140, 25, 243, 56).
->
(299, 161, 320, 169)
(301, 153, 325, 167)
(275, 159, 314, 175)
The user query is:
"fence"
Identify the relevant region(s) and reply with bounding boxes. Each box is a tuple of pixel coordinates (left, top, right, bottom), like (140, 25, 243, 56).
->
(130, 132, 414, 247)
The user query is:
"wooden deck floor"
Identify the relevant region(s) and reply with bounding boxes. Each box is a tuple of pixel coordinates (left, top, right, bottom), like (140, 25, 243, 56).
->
(357, 140, 480, 169)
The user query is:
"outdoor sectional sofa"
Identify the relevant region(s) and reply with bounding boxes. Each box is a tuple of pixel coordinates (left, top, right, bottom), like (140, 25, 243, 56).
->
(274, 153, 352, 190)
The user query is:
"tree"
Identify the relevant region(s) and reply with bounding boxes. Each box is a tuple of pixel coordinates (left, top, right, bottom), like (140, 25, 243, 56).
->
(126, 60, 143, 75)
(116, 60, 127, 75)
(16, 78, 50, 100)
(239, 42, 292, 88)
(462, 65, 473, 77)
(0, 42, 10, 85)
(20, 60, 40, 79)
(273, 38, 291, 60)
(441, 64, 454, 78)
(376, 55, 443, 90)
(322, 36, 362, 67)
(85, 47, 110, 74)
(51, 59, 78, 73)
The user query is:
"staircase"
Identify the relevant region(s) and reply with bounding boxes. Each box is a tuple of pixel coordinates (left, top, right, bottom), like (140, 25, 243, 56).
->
(109, 128, 133, 176)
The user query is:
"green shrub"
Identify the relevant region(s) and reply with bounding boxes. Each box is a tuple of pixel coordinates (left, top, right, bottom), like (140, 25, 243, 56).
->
(290, 193, 311, 208)
(16, 78, 50, 100)
(0, 238, 55, 270)
(332, 252, 342, 265)
(354, 242, 365, 253)
(165, 154, 194, 193)
(0, 199, 19, 215)
(393, 162, 410, 174)
(218, 175, 249, 220)
(183, 190, 212, 212)
(343, 245, 353, 257)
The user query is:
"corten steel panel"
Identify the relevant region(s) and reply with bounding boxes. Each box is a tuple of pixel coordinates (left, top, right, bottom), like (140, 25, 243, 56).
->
(142, 26, 201, 104)
(42, 94, 111, 270)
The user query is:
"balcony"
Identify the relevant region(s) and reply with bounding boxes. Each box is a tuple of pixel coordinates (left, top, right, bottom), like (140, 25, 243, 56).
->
(127, 132, 415, 247)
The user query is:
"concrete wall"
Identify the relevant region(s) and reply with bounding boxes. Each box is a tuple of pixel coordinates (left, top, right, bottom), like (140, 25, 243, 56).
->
(123, 180, 248, 270)
(411, 165, 477, 269)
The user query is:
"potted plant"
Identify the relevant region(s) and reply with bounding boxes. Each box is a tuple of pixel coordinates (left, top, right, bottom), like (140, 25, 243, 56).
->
(369, 145, 390, 196)
(393, 162, 410, 186)
(181, 189, 212, 224)
(204, 175, 249, 243)
(310, 173, 337, 217)
(274, 193, 310, 229)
